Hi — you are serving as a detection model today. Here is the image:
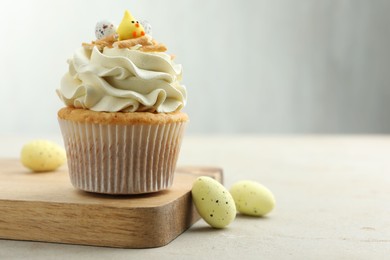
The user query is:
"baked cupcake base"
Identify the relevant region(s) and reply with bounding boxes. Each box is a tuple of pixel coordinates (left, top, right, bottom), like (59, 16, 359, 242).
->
(58, 107, 188, 194)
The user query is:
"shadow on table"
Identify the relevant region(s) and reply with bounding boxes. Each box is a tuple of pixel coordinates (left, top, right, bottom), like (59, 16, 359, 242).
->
(235, 214, 272, 221)
(187, 226, 224, 233)
(188, 214, 272, 233)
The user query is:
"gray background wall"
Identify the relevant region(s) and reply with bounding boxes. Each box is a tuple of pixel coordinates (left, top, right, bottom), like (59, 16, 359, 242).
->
(0, 0, 389, 134)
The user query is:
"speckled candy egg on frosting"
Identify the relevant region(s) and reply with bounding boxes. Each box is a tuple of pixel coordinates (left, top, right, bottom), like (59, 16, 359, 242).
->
(191, 176, 236, 228)
(95, 20, 117, 40)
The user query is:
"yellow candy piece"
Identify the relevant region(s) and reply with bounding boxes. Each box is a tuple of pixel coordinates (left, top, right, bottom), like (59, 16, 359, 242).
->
(20, 140, 66, 172)
(192, 176, 236, 228)
(230, 180, 275, 217)
(117, 10, 145, 40)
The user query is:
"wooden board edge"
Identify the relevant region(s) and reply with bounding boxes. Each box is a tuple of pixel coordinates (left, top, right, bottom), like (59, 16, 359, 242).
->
(0, 167, 223, 249)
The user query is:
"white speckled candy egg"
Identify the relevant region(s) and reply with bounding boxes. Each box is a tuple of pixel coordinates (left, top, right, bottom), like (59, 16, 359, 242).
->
(192, 176, 236, 228)
(95, 20, 117, 39)
(230, 180, 275, 217)
(20, 140, 66, 172)
(140, 20, 152, 36)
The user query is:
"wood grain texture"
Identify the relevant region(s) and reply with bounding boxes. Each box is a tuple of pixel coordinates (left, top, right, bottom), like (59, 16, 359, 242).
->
(0, 159, 222, 248)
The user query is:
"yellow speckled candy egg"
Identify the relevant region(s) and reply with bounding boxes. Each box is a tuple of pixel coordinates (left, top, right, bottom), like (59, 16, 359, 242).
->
(20, 140, 66, 172)
(192, 176, 236, 228)
(230, 180, 275, 217)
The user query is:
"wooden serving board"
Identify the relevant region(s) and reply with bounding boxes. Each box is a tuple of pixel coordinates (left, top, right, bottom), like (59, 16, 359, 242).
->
(0, 159, 222, 248)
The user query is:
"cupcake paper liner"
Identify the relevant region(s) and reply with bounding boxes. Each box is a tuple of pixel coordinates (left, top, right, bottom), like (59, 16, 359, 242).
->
(58, 119, 186, 194)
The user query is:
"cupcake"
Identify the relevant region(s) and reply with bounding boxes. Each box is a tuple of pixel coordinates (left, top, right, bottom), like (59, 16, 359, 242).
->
(57, 10, 188, 194)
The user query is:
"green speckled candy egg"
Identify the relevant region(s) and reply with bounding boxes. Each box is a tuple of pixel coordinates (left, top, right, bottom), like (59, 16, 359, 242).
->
(230, 180, 275, 217)
(192, 176, 236, 228)
(20, 140, 66, 172)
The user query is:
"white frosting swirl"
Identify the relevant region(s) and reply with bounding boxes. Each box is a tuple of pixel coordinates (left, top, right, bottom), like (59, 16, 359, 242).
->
(57, 46, 187, 113)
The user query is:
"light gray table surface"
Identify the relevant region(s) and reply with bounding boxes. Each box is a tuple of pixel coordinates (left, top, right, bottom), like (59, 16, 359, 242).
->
(0, 135, 389, 260)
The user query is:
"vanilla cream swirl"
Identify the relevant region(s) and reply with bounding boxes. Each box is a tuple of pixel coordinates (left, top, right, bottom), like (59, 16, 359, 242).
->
(57, 46, 187, 113)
